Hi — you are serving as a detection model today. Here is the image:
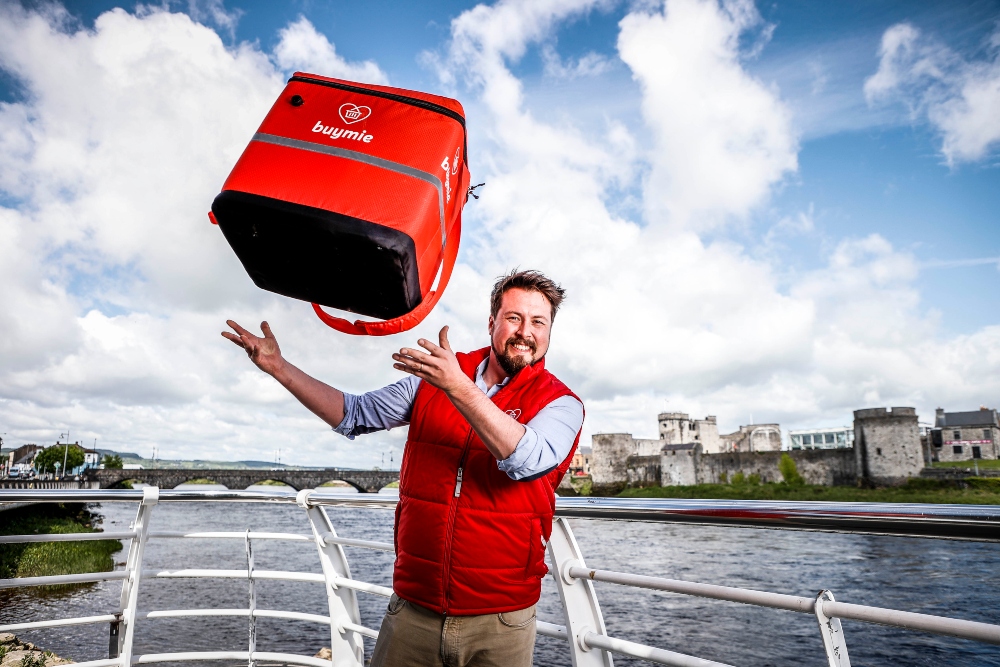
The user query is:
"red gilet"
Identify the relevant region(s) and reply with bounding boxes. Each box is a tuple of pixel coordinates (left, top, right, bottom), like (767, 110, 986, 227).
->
(393, 347, 582, 615)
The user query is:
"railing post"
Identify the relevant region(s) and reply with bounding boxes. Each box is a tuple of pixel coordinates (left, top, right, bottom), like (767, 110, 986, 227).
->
(108, 613, 122, 659)
(815, 590, 851, 667)
(117, 485, 158, 666)
(246, 530, 257, 667)
(297, 490, 364, 667)
(547, 517, 614, 667)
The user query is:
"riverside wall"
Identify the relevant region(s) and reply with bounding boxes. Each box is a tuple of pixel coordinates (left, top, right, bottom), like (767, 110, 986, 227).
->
(594, 406, 925, 490)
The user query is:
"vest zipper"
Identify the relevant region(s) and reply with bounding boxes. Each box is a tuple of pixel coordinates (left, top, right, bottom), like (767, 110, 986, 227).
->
(442, 427, 475, 613)
(289, 75, 468, 167)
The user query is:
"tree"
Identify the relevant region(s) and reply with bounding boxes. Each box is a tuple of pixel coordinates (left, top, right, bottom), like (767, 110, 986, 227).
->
(34, 444, 85, 475)
(779, 453, 804, 485)
(101, 454, 124, 469)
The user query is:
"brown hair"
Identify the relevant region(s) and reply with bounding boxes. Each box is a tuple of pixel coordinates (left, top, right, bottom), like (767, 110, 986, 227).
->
(490, 269, 566, 322)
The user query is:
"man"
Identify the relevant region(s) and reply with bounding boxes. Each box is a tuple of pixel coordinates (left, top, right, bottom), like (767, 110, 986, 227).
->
(223, 270, 583, 667)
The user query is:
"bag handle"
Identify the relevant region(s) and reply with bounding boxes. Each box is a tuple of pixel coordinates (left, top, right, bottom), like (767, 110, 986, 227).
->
(312, 218, 462, 336)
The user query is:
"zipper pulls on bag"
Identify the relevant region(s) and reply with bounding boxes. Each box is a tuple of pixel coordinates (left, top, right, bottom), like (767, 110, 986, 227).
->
(454, 467, 464, 498)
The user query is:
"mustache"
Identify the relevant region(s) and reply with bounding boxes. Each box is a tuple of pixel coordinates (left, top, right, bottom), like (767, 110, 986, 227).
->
(504, 336, 536, 353)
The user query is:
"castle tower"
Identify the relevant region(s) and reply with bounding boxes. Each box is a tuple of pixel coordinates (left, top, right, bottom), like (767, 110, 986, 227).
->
(853, 407, 923, 486)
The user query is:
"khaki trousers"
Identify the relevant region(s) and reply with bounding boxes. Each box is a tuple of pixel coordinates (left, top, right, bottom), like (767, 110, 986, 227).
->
(369, 594, 536, 667)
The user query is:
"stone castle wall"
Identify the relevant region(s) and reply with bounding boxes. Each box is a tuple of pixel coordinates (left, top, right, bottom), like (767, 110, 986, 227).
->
(602, 406, 923, 490)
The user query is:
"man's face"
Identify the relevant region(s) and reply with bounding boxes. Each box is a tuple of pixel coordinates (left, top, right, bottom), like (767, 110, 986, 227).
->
(489, 288, 552, 377)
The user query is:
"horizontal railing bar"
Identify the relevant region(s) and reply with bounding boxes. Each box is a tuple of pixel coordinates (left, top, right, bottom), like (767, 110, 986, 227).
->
(331, 575, 393, 597)
(144, 569, 325, 584)
(149, 531, 313, 541)
(143, 569, 391, 596)
(583, 631, 735, 667)
(556, 497, 1000, 542)
(573, 566, 1000, 645)
(535, 620, 568, 640)
(0, 571, 129, 589)
(0, 614, 118, 632)
(569, 566, 814, 613)
(4, 490, 999, 541)
(138, 609, 331, 625)
(0, 531, 137, 544)
(823, 600, 1000, 646)
(320, 532, 395, 552)
(132, 652, 331, 667)
(340, 621, 379, 639)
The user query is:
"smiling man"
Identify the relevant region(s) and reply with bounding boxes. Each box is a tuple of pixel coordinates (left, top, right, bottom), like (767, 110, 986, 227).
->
(223, 269, 583, 667)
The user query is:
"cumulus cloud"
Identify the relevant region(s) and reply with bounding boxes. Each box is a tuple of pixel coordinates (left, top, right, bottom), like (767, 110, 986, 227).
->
(618, 0, 798, 228)
(541, 44, 614, 78)
(0, 4, 408, 464)
(273, 16, 389, 84)
(865, 22, 1000, 165)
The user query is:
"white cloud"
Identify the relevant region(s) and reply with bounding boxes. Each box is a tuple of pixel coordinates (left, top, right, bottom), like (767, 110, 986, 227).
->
(618, 0, 798, 228)
(865, 22, 1000, 165)
(541, 44, 614, 78)
(272, 16, 388, 84)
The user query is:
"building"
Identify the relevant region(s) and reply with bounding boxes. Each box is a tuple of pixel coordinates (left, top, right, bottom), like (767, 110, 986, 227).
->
(593, 407, 924, 491)
(930, 408, 999, 462)
(853, 407, 923, 486)
(720, 424, 782, 452)
(656, 413, 781, 453)
(569, 446, 592, 476)
(789, 427, 854, 450)
(6, 444, 42, 478)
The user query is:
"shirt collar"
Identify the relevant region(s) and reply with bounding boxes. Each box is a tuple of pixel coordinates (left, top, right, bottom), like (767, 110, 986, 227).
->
(475, 357, 510, 398)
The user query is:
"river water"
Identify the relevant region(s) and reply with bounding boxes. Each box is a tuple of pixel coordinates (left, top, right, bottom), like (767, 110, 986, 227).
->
(2, 485, 999, 666)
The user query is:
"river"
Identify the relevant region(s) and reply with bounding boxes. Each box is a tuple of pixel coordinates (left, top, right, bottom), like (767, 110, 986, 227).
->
(2, 484, 999, 666)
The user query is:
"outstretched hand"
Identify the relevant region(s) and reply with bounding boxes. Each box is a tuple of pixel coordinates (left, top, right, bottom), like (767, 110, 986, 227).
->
(393, 326, 471, 395)
(222, 320, 285, 377)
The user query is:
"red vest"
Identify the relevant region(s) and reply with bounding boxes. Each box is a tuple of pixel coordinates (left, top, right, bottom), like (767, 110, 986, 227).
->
(393, 347, 582, 615)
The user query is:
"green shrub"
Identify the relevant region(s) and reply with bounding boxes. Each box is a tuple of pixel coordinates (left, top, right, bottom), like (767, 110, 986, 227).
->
(718, 472, 728, 484)
(779, 453, 804, 485)
(101, 453, 124, 469)
(0, 503, 122, 586)
(967, 477, 1000, 492)
(731, 471, 745, 485)
(747, 473, 761, 486)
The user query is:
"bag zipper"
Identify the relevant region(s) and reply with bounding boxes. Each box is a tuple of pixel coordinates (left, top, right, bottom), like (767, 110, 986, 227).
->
(289, 75, 468, 166)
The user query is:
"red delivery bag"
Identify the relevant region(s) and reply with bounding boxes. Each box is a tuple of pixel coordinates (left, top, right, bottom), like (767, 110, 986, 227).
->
(210, 73, 471, 336)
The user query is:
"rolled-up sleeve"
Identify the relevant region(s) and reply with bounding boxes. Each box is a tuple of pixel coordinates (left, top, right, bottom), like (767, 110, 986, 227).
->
(334, 376, 421, 439)
(497, 396, 584, 481)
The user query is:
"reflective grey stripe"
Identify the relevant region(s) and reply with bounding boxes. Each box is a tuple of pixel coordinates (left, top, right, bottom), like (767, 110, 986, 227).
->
(252, 132, 446, 249)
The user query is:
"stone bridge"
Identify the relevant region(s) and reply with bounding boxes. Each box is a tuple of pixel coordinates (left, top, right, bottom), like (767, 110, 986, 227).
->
(85, 468, 399, 493)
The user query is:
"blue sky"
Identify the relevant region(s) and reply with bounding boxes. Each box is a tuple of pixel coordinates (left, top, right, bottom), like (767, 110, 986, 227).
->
(0, 0, 997, 464)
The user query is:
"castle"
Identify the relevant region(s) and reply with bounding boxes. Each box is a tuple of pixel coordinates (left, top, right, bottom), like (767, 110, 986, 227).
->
(591, 407, 925, 492)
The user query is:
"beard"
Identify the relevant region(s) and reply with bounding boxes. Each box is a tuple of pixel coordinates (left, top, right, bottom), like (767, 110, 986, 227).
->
(493, 335, 538, 376)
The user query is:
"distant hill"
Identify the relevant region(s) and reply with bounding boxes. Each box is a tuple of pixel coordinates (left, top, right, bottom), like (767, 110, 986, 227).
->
(95, 449, 321, 470)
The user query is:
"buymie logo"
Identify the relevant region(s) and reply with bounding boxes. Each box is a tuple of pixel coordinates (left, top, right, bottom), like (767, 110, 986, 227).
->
(311, 102, 374, 143)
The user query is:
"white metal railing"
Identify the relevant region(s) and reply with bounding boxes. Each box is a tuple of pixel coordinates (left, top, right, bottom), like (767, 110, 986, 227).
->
(1, 488, 999, 667)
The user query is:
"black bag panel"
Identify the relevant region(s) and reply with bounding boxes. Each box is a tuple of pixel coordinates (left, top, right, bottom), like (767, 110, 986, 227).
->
(213, 190, 422, 320)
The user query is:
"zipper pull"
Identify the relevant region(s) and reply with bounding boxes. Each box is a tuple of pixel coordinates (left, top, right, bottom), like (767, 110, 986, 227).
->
(454, 467, 464, 497)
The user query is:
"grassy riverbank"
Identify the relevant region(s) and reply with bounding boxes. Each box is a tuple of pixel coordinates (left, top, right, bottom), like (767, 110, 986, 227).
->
(0, 504, 123, 584)
(618, 478, 1000, 504)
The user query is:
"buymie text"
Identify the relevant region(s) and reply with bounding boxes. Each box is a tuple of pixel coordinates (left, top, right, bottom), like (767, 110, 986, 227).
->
(312, 121, 374, 143)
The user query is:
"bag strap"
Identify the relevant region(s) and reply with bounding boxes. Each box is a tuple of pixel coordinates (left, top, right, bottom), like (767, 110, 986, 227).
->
(312, 218, 462, 336)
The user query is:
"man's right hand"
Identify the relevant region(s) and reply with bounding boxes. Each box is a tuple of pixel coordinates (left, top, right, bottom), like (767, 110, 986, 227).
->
(222, 320, 285, 377)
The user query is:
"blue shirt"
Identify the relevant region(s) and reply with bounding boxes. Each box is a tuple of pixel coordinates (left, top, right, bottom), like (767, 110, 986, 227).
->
(334, 359, 583, 481)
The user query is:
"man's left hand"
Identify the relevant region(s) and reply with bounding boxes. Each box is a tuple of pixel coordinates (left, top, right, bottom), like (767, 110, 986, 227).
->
(393, 326, 472, 396)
